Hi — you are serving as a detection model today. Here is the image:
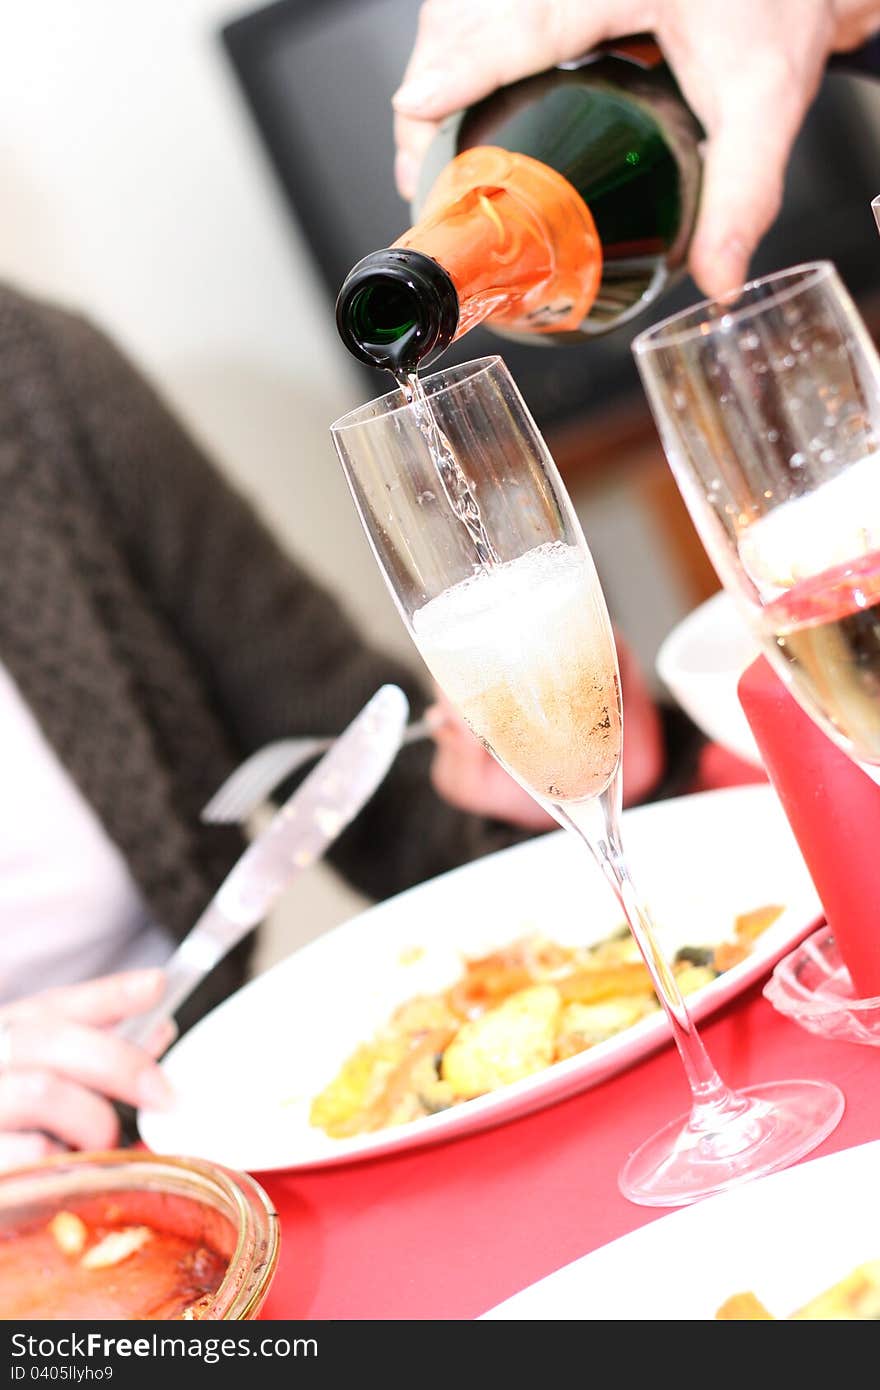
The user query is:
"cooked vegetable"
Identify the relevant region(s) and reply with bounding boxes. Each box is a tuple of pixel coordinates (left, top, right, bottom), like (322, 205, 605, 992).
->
(716, 1291, 775, 1320)
(716, 1259, 880, 1319)
(441, 985, 561, 1098)
(308, 904, 783, 1138)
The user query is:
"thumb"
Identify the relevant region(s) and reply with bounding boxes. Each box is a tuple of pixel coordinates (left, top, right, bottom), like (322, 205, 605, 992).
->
(393, 0, 647, 116)
(392, 0, 649, 196)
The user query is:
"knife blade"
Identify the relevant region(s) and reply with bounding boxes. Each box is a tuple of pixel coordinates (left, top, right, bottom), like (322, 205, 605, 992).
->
(122, 683, 410, 1049)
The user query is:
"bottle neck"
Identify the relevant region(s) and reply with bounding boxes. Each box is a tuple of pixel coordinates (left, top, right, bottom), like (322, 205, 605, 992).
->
(335, 247, 460, 372)
(400, 147, 602, 340)
(334, 148, 603, 374)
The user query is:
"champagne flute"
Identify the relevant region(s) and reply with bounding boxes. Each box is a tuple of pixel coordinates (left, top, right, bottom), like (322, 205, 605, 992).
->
(633, 260, 880, 784)
(330, 355, 843, 1208)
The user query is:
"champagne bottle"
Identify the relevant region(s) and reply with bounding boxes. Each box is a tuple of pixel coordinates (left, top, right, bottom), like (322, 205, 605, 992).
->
(336, 39, 703, 374)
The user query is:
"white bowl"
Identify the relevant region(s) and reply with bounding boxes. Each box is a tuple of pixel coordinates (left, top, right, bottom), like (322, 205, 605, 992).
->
(656, 590, 763, 767)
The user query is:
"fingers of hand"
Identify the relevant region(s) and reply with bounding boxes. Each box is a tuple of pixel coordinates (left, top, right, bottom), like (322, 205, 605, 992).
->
(392, 0, 647, 187)
(394, 0, 645, 114)
(18, 968, 167, 1030)
(428, 708, 474, 749)
(5, 1016, 174, 1111)
(392, 0, 833, 292)
(144, 1018, 178, 1060)
(430, 736, 554, 829)
(0, 1131, 66, 1173)
(393, 111, 438, 200)
(688, 89, 805, 297)
(430, 736, 496, 814)
(0, 1003, 176, 1156)
(0, 1069, 121, 1154)
(422, 701, 453, 739)
(660, 5, 834, 297)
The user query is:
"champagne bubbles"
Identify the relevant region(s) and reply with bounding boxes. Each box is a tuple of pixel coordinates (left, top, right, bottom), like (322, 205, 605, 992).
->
(414, 542, 621, 802)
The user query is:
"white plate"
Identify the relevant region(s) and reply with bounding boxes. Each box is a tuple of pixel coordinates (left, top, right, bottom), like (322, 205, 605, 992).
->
(656, 589, 762, 766)
(139, 784, 821, 1173)
(481, 1139, 880, 1319)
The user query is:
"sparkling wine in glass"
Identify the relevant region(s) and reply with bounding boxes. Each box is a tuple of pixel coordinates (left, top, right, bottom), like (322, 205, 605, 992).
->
(330, 355, 843, 1207)
(633, 260, 880, 784)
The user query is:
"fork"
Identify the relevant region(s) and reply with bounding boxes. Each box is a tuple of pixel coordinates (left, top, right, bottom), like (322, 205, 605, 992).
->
(200, 714, 433, 824)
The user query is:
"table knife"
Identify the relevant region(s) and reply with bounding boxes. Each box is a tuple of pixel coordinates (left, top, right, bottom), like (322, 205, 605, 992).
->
(122, 683, 410, 1049)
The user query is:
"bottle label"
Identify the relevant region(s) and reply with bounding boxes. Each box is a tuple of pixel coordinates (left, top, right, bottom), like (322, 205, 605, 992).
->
(395, 147, 603, 336)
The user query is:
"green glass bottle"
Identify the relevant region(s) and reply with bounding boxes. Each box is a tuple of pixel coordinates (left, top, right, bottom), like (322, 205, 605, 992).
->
(336, 39, 703, 375)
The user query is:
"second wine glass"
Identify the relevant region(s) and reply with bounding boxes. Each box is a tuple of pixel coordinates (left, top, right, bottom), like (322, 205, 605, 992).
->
(633, 259, 880, 783)
(330, 355, 843, 1207)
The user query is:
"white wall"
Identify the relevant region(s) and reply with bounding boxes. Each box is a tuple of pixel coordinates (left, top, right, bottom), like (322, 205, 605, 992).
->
(0, 1, 699, 973)
(0, 0, 413, 657)
(0, 0, 421, 961)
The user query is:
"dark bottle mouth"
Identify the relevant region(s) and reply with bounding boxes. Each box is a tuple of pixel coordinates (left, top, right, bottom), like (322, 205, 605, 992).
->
(335, 248, 460, 372)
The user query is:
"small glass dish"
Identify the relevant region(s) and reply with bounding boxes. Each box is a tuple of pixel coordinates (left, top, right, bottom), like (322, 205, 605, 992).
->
(763, 925, 880, 1045)
(0, 1150, 280, 1320)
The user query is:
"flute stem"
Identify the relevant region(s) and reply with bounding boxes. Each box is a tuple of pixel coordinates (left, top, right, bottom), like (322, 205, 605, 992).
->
(552, 778, 734, 1111)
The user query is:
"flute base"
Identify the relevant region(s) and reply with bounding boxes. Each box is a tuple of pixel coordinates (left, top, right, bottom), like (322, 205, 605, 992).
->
(618, 1079, 845, 1208)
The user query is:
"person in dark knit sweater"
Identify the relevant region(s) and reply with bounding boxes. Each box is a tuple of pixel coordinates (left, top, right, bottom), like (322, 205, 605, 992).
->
(0, 282, 697, 1167)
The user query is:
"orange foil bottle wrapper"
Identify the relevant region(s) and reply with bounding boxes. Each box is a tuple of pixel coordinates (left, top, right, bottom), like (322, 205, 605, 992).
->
(738, 655, 880, 999)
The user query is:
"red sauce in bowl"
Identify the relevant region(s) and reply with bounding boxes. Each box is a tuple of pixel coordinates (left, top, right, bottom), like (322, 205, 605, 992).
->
(0, 1152, 279, 1322)
(0, 1190, 232, 1320)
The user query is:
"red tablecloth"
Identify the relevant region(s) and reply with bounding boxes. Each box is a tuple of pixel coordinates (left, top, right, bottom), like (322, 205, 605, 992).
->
(254, 746, 875, 1320)
(256, 975, 879, 1320)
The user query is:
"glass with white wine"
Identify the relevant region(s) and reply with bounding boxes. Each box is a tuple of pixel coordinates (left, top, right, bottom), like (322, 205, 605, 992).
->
(331, 355, 843, 1207)
(633, 261, 880, 784)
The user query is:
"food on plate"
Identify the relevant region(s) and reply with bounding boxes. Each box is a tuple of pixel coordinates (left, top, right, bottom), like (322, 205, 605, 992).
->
(441, 984, 561, 1099)
(715, 1291, 776, 1320)
(716, 1260, 880, 1319)
(0, 1196, 229, 1319)
(309, 904, 785, 1138)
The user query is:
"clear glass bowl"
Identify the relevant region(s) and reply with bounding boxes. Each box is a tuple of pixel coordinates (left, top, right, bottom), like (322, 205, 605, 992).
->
(0, 1149, 280, 1320)
(763, 925, 880, 1045)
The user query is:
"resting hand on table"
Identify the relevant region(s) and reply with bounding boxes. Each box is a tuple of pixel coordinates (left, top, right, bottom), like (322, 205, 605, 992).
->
(428, 632, 666, 826)
(392, 0, 880, 298)
(0, 968, 174, 1171)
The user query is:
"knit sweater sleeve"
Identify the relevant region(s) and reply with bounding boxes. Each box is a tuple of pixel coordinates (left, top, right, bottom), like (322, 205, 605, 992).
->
(33, 295, 532, 899)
